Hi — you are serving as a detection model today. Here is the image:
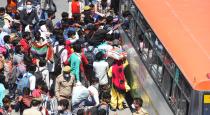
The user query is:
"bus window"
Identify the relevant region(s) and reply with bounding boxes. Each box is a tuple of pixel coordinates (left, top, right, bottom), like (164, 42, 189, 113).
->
(179, 73, 192, 100)
(120, 0, 130, 12)
(178, 93, 189, 115)
(163, 53, 176, 75)
(138, 33, 144, 54)
(155, 39, 164, 60)
(132, 25, 141, 50)
(161, 67, 173, 98)
(169, 81, 180, 112)
(144, 29, 156, 46)
(129, 18, 136, 41)
(130, 4, 138, 19)
(140, 34, 152, 62)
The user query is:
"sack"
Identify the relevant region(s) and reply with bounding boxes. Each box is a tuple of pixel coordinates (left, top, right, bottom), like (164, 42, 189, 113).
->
(17, 73, 32, 92)
(107, 48, 127, 60)
(34, 68, 46, 84)
(53, 46, 65, 76)
(85, 46, 95, 66)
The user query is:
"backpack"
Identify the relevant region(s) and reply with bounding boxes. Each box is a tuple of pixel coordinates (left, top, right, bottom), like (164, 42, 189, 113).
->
(0, 17, 4, 28)
(10, 65, 22, 84)
(53, 46, 65, 77)
(34, 68, 46, 84)
(85, 46, 95, 66)
(17, 73, 32, 92)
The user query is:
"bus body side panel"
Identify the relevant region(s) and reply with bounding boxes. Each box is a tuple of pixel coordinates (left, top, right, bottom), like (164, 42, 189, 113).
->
(121, 29, 174, 115)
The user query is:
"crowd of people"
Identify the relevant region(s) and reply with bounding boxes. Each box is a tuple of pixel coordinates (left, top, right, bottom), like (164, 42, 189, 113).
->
(0, 0, 148, 115)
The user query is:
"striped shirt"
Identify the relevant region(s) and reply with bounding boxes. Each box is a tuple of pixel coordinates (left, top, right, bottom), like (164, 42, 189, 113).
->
(42, 95, 58, 115)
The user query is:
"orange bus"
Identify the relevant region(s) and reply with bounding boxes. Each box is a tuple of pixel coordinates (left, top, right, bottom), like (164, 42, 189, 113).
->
(120, 0, 210, 115)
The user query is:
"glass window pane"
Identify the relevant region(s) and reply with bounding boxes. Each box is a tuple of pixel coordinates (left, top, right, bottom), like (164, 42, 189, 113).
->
(160, 68, 173, 98)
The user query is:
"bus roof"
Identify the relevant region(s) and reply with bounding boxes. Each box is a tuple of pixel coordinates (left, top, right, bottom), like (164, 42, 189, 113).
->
(134, 0, 210, 91)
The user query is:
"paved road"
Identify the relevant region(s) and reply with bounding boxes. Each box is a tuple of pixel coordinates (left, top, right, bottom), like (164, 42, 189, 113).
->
(1, 1, 132, 115)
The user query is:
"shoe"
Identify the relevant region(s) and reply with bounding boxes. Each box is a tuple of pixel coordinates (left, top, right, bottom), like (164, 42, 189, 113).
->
(118, 107, 124, 111)
(110, 106, 117, 111)
(123, 103, 129, 108)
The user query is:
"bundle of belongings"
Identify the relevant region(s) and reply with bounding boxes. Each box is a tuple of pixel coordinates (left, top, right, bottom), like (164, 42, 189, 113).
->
(107, 47, 127, 60)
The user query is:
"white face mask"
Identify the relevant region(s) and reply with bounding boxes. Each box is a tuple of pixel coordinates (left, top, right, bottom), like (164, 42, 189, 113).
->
(131, 104, 136, 109)
(26, 5, 32, 11)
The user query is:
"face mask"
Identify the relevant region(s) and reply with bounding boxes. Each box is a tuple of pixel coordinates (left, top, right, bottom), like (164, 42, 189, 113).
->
(26, 5, 32, 11)
(131, 104, 136, 109)
(64, 74, 70, 78)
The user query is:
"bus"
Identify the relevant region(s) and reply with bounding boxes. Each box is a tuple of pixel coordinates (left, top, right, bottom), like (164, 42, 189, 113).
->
(119, 0, 210, 115)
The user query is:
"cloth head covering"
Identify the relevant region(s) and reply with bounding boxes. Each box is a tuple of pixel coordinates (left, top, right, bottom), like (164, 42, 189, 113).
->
(63, 66, 71, 72)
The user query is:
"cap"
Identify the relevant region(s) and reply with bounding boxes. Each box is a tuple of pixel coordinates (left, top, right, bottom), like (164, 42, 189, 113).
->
(63, 66, 71, 72)
(84, 6, 91, 11)
(32, 98, 42, 102)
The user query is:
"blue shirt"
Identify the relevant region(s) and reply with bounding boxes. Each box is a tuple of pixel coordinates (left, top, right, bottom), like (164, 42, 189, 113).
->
(0, 83, 5, 107)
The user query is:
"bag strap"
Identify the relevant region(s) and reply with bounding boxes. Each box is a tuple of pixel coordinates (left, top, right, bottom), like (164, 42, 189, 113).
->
(55, 46, 65, 58)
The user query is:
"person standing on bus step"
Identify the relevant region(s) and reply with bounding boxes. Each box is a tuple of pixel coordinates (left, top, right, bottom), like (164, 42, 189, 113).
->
(108, 58, 130, 111)
(132, 98, 149, 115)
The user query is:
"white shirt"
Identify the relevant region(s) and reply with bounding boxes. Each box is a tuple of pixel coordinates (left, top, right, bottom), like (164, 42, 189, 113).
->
(93, 60, 109, 85)
(29, 74, 36, 91)
(52, 45, 68, 71)
(37, 66, 50, 89)
(88, 86, 99, 106)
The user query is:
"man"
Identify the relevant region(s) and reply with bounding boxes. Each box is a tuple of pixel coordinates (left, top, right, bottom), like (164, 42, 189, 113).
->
(93, 51, 109, 92)
(23, 98, 42, 115)
(55, 66, 74, 100)
(68, 44, 81, 83)
(0, 7, 13, 30)
(132, 98, 149, 115)
(46, 11, 55, 33)
(20, 0, 39, 29)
